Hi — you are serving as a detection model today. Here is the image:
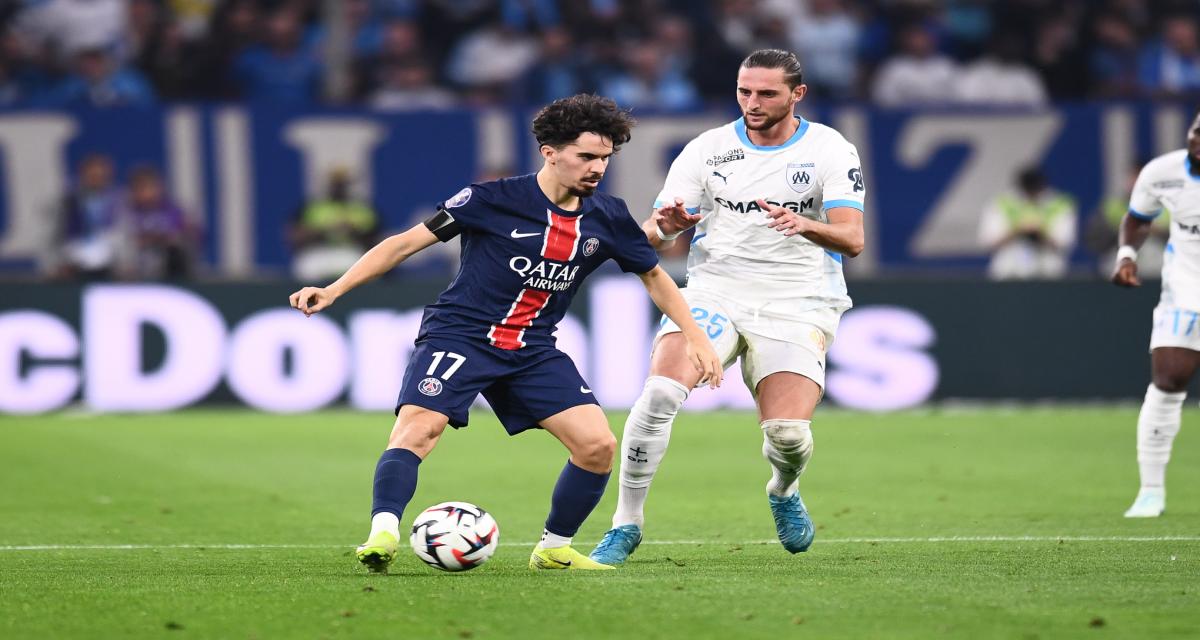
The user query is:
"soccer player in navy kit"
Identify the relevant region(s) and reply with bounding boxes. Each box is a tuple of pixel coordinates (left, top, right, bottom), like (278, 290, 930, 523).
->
(289, 95, 723, 572)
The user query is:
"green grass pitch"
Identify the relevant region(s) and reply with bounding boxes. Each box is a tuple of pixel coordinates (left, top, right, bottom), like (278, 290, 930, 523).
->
(2, 407, 1198, 639)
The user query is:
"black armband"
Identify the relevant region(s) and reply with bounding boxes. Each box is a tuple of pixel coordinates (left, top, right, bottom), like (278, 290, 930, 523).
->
(423, 207, 462, 242)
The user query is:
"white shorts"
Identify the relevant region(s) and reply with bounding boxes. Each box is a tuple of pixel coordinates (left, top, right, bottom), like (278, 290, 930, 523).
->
(1149, 304, 1200, 352)
(656, 288, 842, 394)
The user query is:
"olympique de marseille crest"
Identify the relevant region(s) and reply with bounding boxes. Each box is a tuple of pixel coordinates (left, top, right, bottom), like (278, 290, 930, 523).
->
(786, 163, 814, 194)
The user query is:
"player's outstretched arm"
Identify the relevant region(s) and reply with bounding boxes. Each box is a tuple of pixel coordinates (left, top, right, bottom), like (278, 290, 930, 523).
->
(761, 200, 864, 257)
(636, 265, 723, 389)
(642, 197, 702, 251)
(289, 223, 439, 316)
(1110, 213, 1153, 288)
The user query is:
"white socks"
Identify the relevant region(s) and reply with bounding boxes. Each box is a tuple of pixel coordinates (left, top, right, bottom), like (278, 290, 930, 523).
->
(613, 376, 689, 528)
(1136, 384, 1186, 489)
(369, 511, 400, 540)
(762, 419, 814, 497)
(540, 530, 571, 549)
(611, 377, 818, 525)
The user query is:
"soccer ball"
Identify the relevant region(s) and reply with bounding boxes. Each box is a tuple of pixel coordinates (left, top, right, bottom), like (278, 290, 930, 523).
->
(409, 501, 499, 572)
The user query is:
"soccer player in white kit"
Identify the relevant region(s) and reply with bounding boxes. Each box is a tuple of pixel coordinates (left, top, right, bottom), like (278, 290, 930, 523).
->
(590, 49, 866, 563)
(1112, 109, 1200, 518)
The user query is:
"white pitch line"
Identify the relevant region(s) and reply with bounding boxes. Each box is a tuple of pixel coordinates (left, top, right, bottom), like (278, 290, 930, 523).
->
(0, 544, 337, 551)
(815, 535, 1200, 543)
(2, 535, 1199, 552)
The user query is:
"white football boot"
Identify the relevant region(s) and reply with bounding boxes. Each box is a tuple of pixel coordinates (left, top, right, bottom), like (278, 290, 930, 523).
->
(1123, 487, 1166, 518)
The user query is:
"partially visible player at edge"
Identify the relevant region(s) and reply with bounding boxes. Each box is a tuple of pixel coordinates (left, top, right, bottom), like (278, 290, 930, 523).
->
(289, 94, 723, 572)
(590, 49, 866, 564)
(1111, 108, 1200, 518)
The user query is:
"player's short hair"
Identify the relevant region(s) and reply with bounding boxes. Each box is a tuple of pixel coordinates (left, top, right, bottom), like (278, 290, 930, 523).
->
(531, 94, 635, 151)
(741, 49, 804, 89)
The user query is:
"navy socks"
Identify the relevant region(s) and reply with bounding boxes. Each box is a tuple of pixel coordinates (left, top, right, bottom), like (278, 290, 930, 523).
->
(544, 460, 610, 537)
(371, 448, 422, 518)
(371, 450, 608, 539)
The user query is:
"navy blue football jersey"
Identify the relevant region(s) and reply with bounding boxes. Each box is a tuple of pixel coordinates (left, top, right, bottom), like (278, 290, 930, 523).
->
(419, 174, 659, 350)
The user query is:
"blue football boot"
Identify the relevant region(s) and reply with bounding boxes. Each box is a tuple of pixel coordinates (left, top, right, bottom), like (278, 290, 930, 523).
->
(588, 524, 642, 565)
(769, 493, 815, 553)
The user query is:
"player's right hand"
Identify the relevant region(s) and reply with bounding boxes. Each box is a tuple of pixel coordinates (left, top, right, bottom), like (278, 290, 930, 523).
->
(653, 197, 702, 237)
(686, 336, 723, 389)
(1110, 259, 1140, 287)
(289, 286, 337, 316)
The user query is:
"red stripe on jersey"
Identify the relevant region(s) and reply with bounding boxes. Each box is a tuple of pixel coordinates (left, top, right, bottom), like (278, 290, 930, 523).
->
(488, 289, 552, 350)
(540, 210, 581, 261)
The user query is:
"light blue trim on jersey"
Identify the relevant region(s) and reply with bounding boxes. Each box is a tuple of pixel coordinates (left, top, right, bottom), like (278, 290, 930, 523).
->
(822, 199, 864, 212)
(1167, 242, 1175, 254)
(824, 250, 843, 263)
(690, 232, 707, 245)
(1128, 207, 1161, 221)
(734, 116, 810, 151)
(653, 200, 700, 214)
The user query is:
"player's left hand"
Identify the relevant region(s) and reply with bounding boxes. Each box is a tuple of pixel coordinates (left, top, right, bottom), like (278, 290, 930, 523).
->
(653, 197, 702, 237)
(1110, 258, 1140, 287)
(759, 199, 811, 237)
(289, 286, 337, 316)
(685, 336, 724, 389)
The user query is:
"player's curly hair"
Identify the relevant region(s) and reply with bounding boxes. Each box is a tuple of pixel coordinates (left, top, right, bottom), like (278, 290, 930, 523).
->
(531, 94, 635, 151)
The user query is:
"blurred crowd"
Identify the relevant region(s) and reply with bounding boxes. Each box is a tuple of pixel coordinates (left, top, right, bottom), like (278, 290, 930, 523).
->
(2, 0, 1200, 110)
(14, 0, 1195, 284)
(50, 152, 1150, 283)
(49, 153, 201, 280)
(45, 154, 390, 282)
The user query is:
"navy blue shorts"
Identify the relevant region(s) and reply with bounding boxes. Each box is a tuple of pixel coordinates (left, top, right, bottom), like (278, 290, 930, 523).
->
(396, 336, 599, 435)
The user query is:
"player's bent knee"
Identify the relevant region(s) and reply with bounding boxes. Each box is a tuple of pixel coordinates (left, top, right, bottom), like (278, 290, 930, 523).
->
(761, 419, 814, 457)
(593, 433, 618, 463)
(573, 433, 617, 471)
(1151, 374, 1191, 394)
(387, 410, 448, 455)
(634, 376, 690, 427)
(388, 428, 443, 456)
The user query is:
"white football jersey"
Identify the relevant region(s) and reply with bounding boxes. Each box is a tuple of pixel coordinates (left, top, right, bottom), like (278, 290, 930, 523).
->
(655, 117, 865, 314)
(1129, 149, 1200, 311)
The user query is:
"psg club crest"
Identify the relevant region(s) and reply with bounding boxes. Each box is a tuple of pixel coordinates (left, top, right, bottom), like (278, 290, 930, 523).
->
(445, 187, 472, 209)
(583, 237, 599, 256)
(418, 377, 444, 396)
(786, 163, 814, 194)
